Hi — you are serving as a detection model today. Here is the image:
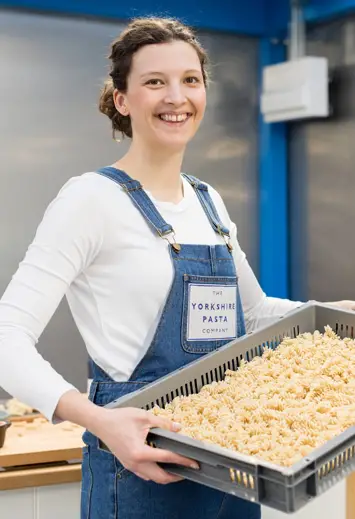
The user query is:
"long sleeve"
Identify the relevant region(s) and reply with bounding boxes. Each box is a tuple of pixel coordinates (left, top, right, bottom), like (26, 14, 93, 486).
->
(0, 178, 104, 421)
(230, 223, 304, 332)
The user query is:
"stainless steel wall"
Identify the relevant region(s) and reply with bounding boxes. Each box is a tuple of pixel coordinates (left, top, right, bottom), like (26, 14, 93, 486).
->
(290, 18, 355, 302)
(0, 11, 259, 397)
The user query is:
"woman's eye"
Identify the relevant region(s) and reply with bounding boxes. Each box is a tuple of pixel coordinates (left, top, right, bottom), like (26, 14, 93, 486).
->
(185, 76, 200, 84)
(145, 79, 164, 86)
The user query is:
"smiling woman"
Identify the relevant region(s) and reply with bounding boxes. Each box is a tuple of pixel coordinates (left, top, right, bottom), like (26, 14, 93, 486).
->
(2, 14, 352, 519)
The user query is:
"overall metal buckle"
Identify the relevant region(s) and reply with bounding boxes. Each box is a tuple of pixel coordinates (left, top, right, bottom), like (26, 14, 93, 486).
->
(160, 230, 181, 253)
(217, 224, 233, 252)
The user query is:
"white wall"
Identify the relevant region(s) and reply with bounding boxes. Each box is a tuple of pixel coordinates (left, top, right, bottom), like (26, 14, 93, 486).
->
(0, 484, 81, 519)
(0, 480, 345, 518)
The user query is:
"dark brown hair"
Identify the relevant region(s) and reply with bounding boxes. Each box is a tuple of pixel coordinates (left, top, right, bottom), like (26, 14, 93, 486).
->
(99, 17, 209, 139)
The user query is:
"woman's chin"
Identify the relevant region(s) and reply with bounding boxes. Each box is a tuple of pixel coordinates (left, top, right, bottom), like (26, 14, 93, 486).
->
(153, 133, 193, 152)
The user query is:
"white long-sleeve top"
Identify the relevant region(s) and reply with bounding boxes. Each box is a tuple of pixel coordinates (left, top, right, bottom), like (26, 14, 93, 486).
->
(0, 172, 302, 421)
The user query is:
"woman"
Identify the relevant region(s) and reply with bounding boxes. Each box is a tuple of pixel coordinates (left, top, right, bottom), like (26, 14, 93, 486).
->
(0, 16, 354, 519)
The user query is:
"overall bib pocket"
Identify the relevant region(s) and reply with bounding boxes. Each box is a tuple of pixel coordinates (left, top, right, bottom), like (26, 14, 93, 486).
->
(181, 274, 238, 353)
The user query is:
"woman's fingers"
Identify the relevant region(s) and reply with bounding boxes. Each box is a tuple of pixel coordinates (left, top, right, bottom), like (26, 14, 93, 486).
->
(133, 462, 184, 484)
(141, 445, 199, 470)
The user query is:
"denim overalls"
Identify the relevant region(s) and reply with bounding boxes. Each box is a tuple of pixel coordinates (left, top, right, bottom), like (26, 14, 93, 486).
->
(81, 167, 261, 519)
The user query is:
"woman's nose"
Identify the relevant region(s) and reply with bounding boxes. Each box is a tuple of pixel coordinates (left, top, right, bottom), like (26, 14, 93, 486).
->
(163, 84, 187, 105)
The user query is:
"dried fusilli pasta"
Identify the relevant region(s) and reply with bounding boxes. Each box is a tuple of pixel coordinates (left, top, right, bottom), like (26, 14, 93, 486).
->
(152, 327, 355, 467)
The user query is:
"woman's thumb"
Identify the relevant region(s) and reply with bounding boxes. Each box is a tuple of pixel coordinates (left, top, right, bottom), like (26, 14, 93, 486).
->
(147, 413, 181, 432)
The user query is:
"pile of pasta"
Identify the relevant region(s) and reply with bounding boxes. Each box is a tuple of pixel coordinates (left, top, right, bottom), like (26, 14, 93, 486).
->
(0, 398, 34, 416)
(152, 327, 355, 467)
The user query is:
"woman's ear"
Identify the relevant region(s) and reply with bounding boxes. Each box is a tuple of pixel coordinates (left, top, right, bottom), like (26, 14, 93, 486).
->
(113, 89, 129, 116)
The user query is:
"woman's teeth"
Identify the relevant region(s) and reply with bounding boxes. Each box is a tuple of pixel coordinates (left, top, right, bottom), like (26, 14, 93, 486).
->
(158, 113, 190, 122)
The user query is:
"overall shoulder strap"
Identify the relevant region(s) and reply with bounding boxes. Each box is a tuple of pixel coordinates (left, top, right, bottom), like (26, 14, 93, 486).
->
(96, 167, 173, 237)
(182, 174, 231, 238)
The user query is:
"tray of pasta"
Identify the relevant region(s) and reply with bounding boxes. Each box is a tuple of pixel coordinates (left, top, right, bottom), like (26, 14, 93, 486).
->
(102, 303, 355, 514)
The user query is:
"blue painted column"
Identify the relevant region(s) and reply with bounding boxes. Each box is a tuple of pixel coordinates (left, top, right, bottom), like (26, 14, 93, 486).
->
(259, 38, 288, 298)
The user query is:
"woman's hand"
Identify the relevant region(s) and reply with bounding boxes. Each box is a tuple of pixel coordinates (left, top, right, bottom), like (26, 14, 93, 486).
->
(325, 300, 355, 311)
(55, 391, 198, 484)
(91, 407, 199, 484)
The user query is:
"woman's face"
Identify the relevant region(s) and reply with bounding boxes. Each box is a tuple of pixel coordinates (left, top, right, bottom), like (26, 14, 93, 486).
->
(114, 40, 207, 151)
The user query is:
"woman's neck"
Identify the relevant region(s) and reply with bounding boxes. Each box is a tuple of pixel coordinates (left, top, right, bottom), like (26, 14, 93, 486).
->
(113, 140, 185, 204)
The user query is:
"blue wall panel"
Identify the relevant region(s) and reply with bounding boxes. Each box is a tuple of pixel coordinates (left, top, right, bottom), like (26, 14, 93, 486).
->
(305, 0, 355, 23)
(0, 0, 267, 34)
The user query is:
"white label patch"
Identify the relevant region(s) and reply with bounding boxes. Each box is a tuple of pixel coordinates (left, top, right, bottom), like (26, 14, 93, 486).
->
(187, 284, 237, 341)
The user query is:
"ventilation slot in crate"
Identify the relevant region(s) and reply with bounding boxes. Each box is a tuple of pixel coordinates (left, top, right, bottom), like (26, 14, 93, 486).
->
(265, 330, 295, 351)
(258, 343, 265, 355)
(144, 387, 180, 411)
(149, 379, 201, 411)
(318, 446, 355, 479)
(229, 469, 255, 490)
(213, 360, 237, 384)
(218, 364, 224, 380)
(211, 367, 220, 383)
(335, 323, 355, 339)
(245, 344, 266, 362)
(269, 338, 279, 350)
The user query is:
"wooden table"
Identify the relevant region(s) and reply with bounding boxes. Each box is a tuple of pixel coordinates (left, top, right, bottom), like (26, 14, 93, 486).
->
(347, 473, 355, 519)
(0, 417, 84, 490)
